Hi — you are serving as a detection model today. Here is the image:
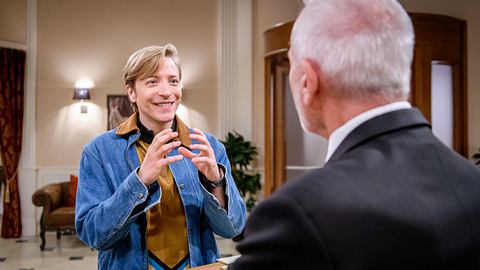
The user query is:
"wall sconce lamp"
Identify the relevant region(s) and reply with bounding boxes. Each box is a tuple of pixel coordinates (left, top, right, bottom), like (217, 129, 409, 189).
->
(73, 88, 91, 113)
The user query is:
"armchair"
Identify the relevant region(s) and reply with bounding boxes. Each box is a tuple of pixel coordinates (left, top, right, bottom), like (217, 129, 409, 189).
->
(32, 181, 75, 250)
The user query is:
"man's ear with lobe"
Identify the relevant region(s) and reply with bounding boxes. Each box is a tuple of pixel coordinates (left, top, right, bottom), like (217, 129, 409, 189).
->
(299, 59, 320, 106)
(126, 85, 137, 103)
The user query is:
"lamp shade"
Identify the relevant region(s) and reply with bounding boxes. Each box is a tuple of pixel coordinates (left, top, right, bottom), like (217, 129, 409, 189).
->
(73, 88, 91, 100)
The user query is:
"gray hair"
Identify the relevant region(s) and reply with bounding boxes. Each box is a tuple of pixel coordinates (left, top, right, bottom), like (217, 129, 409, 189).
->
(291, 0, 414, 101)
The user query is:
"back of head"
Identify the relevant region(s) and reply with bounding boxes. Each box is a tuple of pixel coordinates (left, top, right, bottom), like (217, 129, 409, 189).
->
(292, 0, 414, 102)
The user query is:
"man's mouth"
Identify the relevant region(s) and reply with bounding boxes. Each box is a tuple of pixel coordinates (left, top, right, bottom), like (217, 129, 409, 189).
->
(154, 101, 175, 107)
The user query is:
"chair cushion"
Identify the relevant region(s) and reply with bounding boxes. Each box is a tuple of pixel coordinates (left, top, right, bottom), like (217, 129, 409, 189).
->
(46, 206, 75, 226)
(66, 175, 78, 207)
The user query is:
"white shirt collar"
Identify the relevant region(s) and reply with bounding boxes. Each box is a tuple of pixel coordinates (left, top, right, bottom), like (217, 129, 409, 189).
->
(325, 101, 412, 162)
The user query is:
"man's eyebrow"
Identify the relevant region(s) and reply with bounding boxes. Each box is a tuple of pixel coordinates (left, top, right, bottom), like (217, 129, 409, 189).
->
(141, 75, 159, 80)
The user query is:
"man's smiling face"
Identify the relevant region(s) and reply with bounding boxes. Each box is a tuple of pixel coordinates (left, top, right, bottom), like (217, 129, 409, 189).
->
(127, 57, 182, 132)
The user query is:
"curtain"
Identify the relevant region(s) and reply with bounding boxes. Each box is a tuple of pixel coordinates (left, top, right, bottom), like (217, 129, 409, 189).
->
(0, 47, 25, 238)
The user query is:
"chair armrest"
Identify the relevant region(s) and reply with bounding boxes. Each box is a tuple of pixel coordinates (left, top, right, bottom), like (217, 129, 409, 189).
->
(32, 183, 63, 214)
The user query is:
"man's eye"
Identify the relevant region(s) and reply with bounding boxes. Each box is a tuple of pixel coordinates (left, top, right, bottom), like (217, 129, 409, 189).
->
(170, 79, 179, 85)
(146, 79, 158, 85)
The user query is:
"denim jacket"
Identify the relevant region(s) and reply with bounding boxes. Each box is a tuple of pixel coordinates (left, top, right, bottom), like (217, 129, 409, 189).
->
(75, 127, 247, 270)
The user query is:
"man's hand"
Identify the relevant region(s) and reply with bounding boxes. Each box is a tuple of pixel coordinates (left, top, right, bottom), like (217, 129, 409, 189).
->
(178, 128, 221, 182)
(179, 128, 226, 208)
(137, 129, 183, 185)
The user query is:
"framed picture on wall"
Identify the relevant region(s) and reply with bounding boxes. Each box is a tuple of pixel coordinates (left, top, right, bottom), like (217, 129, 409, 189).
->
(107, 95, 134, 130)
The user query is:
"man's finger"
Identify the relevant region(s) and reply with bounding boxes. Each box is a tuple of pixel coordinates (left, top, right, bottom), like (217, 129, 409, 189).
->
(157, 140, 181, 156)
(188, 144, 209, 152)
(189, 134, 210, 145)
(190, 128, 212, 145)
(161, 154, 183, 166)
(191, 128, 206, 137)
(191, 156, 215, 164)
(178, 146, 196, 159)
(189, 133, 207, 141)
(151, 130, 178, 150)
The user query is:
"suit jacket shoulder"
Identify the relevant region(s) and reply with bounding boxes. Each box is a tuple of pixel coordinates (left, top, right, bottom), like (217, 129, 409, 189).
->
(232, 108, 480, 270)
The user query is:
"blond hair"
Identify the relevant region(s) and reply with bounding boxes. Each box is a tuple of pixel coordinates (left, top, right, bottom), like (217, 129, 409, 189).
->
(123, 44, 182, 111)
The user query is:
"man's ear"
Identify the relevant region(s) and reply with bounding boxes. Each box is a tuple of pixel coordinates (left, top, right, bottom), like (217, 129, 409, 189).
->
(126, 85, 136, 103)
(299, 59, 319, 106)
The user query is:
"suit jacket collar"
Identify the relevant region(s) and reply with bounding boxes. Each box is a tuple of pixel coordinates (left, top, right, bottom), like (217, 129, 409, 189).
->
(327, 108, 430, 163)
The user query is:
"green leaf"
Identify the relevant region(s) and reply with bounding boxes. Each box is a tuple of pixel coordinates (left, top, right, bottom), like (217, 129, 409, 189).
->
(222, 131, 262, 211)
(472, 148, 480, 166)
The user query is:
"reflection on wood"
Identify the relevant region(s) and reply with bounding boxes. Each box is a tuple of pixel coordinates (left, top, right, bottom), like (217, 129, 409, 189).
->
(189, 262, 225, 270)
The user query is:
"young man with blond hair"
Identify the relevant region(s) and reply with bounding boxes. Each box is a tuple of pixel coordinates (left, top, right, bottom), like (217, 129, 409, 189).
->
(76, 44, 246, 270)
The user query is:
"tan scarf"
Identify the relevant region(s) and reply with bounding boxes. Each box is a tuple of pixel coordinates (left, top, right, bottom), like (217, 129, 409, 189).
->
(117, 114, 191, 269)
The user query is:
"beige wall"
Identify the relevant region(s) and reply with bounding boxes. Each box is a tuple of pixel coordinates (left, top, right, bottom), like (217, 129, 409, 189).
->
(2, 0, 479, 168)
(0, 0, 26, 44)
(36, 0, 218, 167)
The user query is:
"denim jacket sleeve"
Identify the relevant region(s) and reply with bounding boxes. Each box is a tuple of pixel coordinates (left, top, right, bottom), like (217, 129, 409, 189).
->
(75, 141, 161, 250)
(199, 134, 247, 238)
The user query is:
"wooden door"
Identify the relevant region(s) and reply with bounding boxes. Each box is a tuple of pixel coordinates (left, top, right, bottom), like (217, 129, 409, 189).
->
(263, 21, 293, 197)
(410, 13, 468, 156)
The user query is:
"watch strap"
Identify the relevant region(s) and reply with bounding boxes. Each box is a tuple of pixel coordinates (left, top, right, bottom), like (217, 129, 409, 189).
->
(199, 164, 226, 190)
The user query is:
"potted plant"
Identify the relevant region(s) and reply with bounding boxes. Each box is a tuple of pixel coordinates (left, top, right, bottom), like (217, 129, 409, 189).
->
(473, 148, 480, 166)
(221, 131, 261, 212)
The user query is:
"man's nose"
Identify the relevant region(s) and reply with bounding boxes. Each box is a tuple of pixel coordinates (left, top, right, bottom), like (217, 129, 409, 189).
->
(157, 83, 172, 96)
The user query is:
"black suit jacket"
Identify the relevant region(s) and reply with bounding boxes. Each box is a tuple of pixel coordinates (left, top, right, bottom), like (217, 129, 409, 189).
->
(230, 108, 480, 270)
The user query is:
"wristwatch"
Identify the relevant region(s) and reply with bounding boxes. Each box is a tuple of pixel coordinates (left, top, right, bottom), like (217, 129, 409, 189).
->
(200, 164, 226, 190)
